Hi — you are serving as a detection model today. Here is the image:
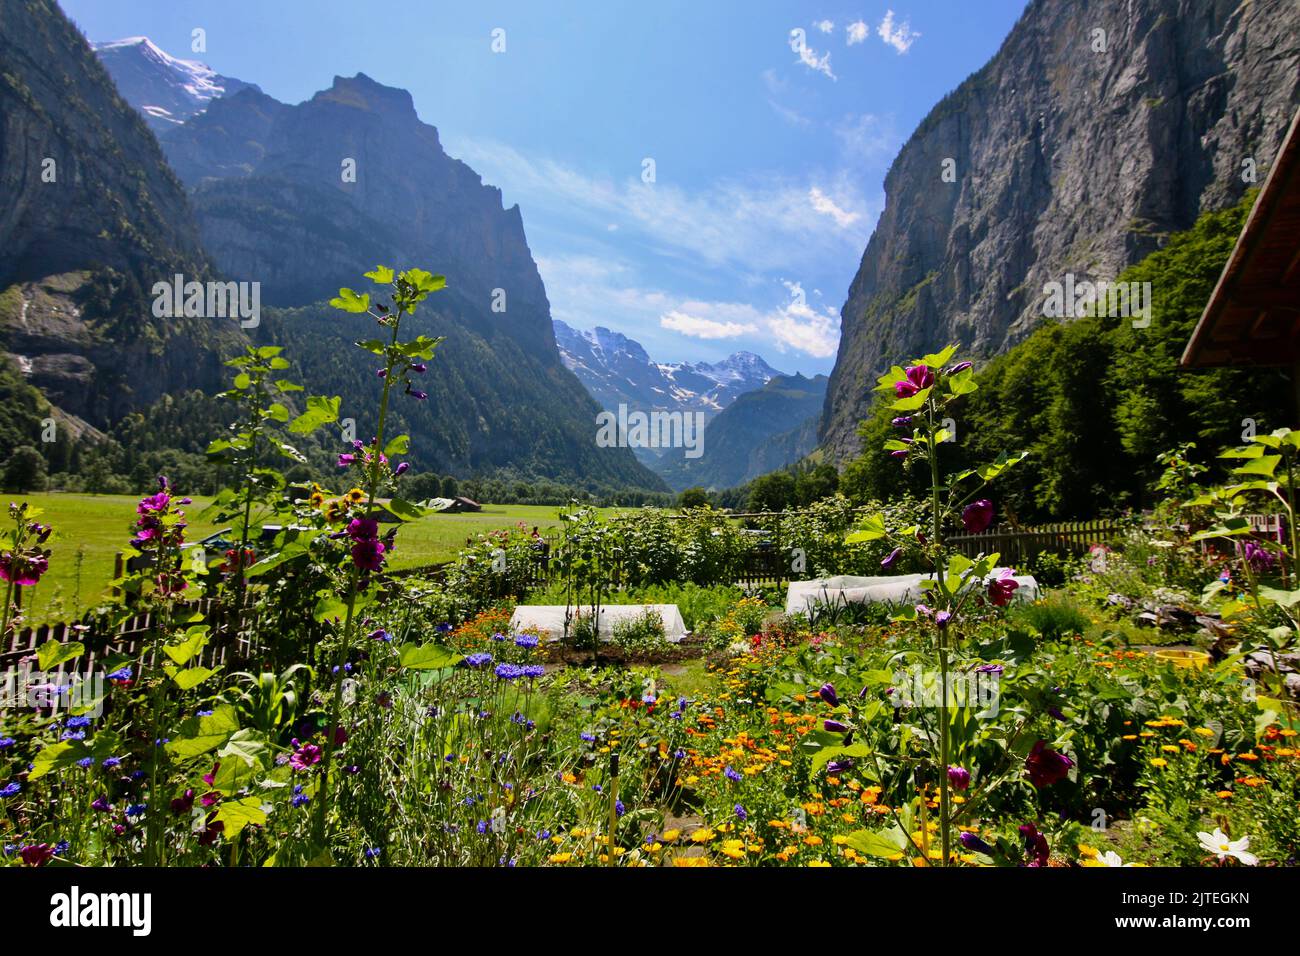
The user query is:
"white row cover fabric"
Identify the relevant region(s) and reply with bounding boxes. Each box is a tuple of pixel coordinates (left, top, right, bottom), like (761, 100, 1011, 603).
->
(785, 571, 1040, 617)
(510, 604, 689, 643)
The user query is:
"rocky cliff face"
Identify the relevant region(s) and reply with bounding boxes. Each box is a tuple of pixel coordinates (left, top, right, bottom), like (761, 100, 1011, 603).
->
(0, 1, 232, 427)
(820, 0, 1300, 462)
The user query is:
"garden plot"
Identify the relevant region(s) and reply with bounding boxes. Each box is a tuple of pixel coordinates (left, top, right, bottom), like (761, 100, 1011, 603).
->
(785, 571, 1040, 616)
(509, 603, 689, 642)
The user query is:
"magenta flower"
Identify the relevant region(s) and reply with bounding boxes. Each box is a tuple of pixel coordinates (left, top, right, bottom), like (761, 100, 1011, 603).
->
(947, 765, 971, 790)
(337, 453, 356, 468)
(891, 416, 913, 428)
(0, 551, 48, 586)
(394, 462, 409, 476)
(347, 517, 379, 541)
(20, 843, 54, 867)
(289, 739, 322, 771)
(1242, 541, 1275, 572)
(351, 538, 386, 571)
(961, 499, 994, 534)
(987, 568, 1020, 607)
(881, 547, 902, 570)
(823, 719, 849, 734)
(946, 361, 973, 375)
(893, 365, 934, 398)
(1024, 740, 1072, 788)
(1019, 822, 1050, 866)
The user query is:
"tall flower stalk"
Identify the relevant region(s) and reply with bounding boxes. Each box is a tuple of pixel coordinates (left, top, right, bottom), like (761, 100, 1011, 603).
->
(313, 266, 445, 846)
(846, 345, 1025, 864)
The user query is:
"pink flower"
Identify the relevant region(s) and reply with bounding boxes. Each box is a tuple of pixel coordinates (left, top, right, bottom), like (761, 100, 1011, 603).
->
(893, 364, 934, 398)
(0, 551, 48, 586)
(987, 568, 1020, 607)
(289, 739, 322, 771)
(351, 538, 386, 571)
(1025, 740, 1073, 788)
(947, 765, 971, 790)
(961, 499, 994, 534)
(347, 517, 379, 541)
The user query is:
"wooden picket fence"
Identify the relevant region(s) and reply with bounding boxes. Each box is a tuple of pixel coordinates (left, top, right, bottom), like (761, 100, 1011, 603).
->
(946, 520, 1126, 562)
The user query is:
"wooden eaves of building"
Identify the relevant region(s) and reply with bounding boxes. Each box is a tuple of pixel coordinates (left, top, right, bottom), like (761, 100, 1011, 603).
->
(1181, 107, 1300, 419)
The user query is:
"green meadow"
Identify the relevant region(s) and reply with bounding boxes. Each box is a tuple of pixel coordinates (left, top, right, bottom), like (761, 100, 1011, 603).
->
(12, 493, 622, 625)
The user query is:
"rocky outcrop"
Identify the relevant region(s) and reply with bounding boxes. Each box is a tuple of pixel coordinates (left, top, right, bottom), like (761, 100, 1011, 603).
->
(820, 0, 1300, 462)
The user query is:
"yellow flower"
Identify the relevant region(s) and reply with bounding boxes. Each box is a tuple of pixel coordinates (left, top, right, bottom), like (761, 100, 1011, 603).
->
(671, 856, 711, 867)
(691, 828, 716, 844)
(1160, 745, 1180, 753)
(660, 829, 681, 843)
(548, 853, 573, 864)
(807, 860, 832, 867)
(346, 487, 366, 503)
(1194, 727, 1215, 737)
(803, 835, 823, 847)
(1149, 758, 1168, 768)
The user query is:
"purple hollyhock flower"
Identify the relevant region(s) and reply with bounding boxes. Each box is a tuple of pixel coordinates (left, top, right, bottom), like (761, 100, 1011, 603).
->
(409, 363, 427, 374)
(818, 683, 839, 707)
(959, 831, 993, 855)
(408, 389, 428, 401)
(894, 364, 935, 398)
(347, 517, 379, 541)
(935, 610, 952, 629)
(947, 765, 971, 790)
(826, 759, 854, 774)
(891, 416, 913, 428)
(1024, 740, 1073, 789)
(351, 538, 386, 571)
(889, 448, 909, 459)
(881, 547, 902, 570)
(337, 453, 356, 468)
(1019, 822, 1050, 867)
(975, 663, 1004, 675)
(1242, 540, 1275, 572)
(377, 368, 387, 378)
(961, 499, 995, 534)
(987, 568, 1020, 607)
(823, 719, 849, 734)
(394, 462, 410, 477)
(946, 361, 973, 375)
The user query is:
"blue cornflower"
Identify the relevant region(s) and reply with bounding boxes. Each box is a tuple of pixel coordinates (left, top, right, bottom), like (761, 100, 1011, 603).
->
(494, 663, 524, 681)
(522, 664, 545, 679)
(615, 800, 626, 816)
(674, 749, 686, 759)
(642, 694, 657, 705)
(64, 715, 92, 728)
(106, 666, 132, 682)
(724, 766, 742, 782)
(491, 632, 508, 642)
(513, 634, 539, 650)
(536, 830, 551, 841)
(196, 709, 213, 717)
(734, 804, 747, 821)
(125, 803, 146, 818)
(462, 795, 476, 806)
(76, 757, 93, 769)
(592, 784, 602, 794)
(101, 757, 121, 769)
(464, 652, 493, 668)
(677, 697, 688, 711)
(60, 730, 86, 741)
(364, 847, 382, 859)
(580, 732, 596, 743)
(1, 782, 20, 798)
(54, 841, 70, 854)
(292, 793, 310, 808)
(510, 711, 527, 725)
(0, 738, 14, 749)
(477, 820, 488, 834)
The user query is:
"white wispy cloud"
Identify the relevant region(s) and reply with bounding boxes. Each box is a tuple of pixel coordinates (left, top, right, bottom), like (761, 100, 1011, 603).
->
(808, 186, 860, 227)
(790, 28, 836, 80)
(661, 308, 757, 340)
(538, 255, 840, 359)
(878, 10, 920, 53)
(814, 19, 834, 33)
(446, 137, 875, 275)
(845, 20, 869, 45)
(833, 112, 900, 164)
(768, 98, 812, 127)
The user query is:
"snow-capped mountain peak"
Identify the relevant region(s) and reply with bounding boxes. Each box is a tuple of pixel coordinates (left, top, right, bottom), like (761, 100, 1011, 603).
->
(93, 36, 258, 132)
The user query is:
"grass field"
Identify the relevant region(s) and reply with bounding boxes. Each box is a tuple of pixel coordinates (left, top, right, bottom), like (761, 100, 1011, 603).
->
(11, 493, 620, 625)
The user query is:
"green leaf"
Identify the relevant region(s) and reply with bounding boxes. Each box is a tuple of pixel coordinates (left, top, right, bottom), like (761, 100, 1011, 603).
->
(918, 345, 958, 369)
(214, 797, 267, 837)
(844, 827, 908, 858)
(846, 513, 888, 544)
(329, 288, 370, 313)
(947, 369, 978, 394)
(890, 389, 930, 412)
(384, 434, 410, 456)
(163, 628, 210, 666)
(380, 497, 427, 522)
(1233, 455, 1280, 477)
(274, 379, 303, 393)
(398, 643, 463, 670)
(165, 665, 218, 691)
(166, 706, 240, 759)
(364, 265, 395, 284)
(266, 403, 290, 423)
(288, 395, 341, 435)
(811, 742, 874, 775)
(37, 640, 84, 671)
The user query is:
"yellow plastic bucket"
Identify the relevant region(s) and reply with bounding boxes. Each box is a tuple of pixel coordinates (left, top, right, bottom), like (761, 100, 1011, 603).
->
(1154, 648, 1211, 670)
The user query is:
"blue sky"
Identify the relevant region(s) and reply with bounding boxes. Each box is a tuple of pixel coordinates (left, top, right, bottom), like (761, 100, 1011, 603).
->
(60, 0, 1027, 375)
